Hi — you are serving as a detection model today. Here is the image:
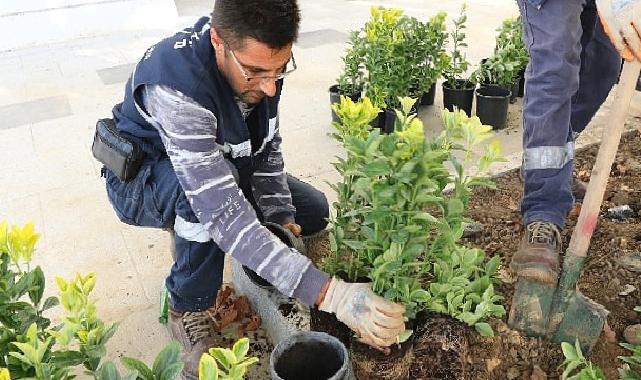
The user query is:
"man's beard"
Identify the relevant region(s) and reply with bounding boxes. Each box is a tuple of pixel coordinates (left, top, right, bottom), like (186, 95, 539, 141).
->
(239, 90, 266, 105)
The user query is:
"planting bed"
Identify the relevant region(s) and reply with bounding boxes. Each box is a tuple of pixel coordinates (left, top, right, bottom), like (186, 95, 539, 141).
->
(305, 128, 641, 379)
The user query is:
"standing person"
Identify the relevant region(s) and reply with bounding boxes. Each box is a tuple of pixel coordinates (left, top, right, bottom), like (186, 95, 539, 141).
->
(101, 1, 406, 378)
(511, 0, 641, 284)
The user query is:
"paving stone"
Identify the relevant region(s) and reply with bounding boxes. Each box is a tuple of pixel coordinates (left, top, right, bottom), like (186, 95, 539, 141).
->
(297, 29, 349, 49)
(0, 95, 72, 129)
(97, 63, 136, 85)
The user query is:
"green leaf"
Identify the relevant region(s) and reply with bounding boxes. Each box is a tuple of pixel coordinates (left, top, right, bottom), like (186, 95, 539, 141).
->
(95, 362, 122, 380)
(363, 160, 390, 176)
(484, 256, 501, 275)
(199, 354, 219, 380)
(397, 329, 413, 343)
(121, 357, 153, 380)
(49, 350, 85, 367)
(561, 342, 579, 361)
(28, 266, 45, 306)
(209, 348, 237, 370)
(561, 361, 581, 380)
(41, 296, 59, 311)
(11, 271, 34, 299)
(474, 322, 494, 337)
(232, 338, 250, 361)
(159, 362, 184, 380)
(152, 342, 181, 378)
(413, 212, 438, 223)
(447, 198, 465, 217)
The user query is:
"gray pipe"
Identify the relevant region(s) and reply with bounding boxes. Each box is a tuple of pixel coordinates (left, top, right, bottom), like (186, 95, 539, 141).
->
(270, 331, 355, 380)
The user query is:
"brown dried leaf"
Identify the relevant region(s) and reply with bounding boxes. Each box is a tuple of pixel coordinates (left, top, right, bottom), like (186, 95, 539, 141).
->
(235, 296, 251, 318)
(244, 314, 262, 332)
(216, 309, 239, 331)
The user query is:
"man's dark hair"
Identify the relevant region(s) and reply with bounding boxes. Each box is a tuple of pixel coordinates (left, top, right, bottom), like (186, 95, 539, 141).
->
(212, 0, 300, 49)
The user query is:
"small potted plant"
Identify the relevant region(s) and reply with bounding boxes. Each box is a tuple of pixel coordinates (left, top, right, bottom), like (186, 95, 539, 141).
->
(495, 16, 528, 98)
(474, 47, 519, 129)
(330, 31, 366, 123)
(406, 12, 448, 107)
(442, 4, 476, 116)
(361, 7, 417, 133)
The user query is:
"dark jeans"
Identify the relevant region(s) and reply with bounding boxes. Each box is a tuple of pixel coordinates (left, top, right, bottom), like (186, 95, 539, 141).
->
(519, 0, 621, 227)
(105, 159, 329, 311)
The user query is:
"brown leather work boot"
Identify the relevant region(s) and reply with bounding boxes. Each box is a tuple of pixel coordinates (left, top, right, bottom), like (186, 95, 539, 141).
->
(168, 307, 222, 380)
(510, 221, 562, 284)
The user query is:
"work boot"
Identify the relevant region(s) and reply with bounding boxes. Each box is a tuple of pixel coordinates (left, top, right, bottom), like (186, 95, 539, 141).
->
(510, 221, 562, 284)
(168, 307, 221, 380)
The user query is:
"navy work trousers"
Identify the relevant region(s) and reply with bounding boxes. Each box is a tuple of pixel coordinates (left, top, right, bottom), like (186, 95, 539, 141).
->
(105, 159, 329, 312)
(519, 0, 621, 227)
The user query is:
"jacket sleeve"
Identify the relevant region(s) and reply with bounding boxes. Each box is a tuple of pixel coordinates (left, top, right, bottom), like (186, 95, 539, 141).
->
(139, 84, 328, 305)
(251, 116, 296, 225)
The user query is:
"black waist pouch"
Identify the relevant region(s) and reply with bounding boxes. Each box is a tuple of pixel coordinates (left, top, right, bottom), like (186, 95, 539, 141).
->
(92, 118, 144, 182)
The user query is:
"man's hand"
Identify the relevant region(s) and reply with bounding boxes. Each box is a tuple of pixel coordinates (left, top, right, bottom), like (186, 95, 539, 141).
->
(318, 278, 406, 349)
(282, 222, 301, 237)
(597, 0, 641, 60)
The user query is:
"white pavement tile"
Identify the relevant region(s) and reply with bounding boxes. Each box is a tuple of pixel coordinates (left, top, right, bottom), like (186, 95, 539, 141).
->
(0, 193, 46, 248)
(281, 124, 340, 179)
(119, 227, 173, 303)
(104, 307, 172, 367)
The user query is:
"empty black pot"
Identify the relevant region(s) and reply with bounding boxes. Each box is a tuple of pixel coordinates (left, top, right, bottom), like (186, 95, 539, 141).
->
(442, 79, 475, 116)
(329, 84, 361, 123)
(270, 332, 354, 380)
(475, 86, 511, 130)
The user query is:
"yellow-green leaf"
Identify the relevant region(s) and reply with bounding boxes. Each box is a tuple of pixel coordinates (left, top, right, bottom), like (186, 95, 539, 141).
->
(199, 354, 219, 380)
(231, 338, 250, 361)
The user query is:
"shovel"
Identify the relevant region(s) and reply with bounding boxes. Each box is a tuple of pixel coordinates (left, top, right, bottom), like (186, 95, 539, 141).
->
(508, 60, 641, 353)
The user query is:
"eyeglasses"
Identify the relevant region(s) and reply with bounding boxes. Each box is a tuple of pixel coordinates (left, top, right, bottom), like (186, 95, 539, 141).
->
(225, 43, 297, 82)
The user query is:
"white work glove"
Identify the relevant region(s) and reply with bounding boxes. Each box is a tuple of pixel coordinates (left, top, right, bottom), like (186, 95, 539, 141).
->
(319, 277, 405, 348)
(597, 0, 641, 60)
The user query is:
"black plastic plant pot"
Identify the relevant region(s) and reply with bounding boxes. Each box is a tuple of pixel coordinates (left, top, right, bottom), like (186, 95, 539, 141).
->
(380, 108, 396, 134)
(420, 83, 437, 106)
(242, 222, 307, 290)
(369, 109, 396, 134)
(480, 82, 516, 103)
(442, 79, 475, 116)
(270, 331, 354, 380)
(475, 86, 511, 130)
(329, 84, 361, 123)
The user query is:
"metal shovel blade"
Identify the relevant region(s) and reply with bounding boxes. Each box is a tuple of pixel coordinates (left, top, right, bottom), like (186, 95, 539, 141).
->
(550, 291, 609, 353)
(508, 277, 555, 337)
(508, 279, 608, 353)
